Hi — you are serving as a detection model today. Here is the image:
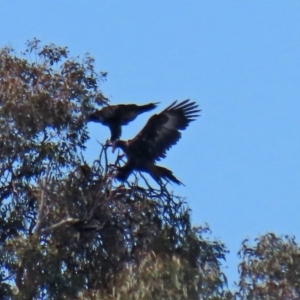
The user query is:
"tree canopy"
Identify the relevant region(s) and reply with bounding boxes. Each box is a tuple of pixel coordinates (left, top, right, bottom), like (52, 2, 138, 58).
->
(0, 40, 299, 300)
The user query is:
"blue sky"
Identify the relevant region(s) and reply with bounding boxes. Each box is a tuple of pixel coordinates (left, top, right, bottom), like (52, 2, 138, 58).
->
(1, 1, 300, 287)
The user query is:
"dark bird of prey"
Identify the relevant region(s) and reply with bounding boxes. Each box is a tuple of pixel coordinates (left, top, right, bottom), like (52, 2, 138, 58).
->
(88, 102, 158, 141)
(113, 99, 200, 185)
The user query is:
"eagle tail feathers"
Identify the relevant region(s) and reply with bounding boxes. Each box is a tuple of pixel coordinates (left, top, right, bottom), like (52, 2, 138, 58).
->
(154, 166, 183, 185)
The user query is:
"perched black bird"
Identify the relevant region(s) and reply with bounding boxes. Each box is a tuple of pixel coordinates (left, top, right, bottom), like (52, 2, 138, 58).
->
(88, 102, 158, 141)
(113, 99, 200, 185)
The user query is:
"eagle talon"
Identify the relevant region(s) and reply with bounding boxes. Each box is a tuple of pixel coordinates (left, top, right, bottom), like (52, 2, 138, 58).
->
(105, 139, 112, 146)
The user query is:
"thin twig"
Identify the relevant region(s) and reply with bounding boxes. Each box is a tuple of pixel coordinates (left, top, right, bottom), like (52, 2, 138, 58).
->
(41, 217, 80, 233)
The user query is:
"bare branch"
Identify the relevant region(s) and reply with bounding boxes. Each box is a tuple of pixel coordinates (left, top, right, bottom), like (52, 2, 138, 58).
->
(34, 164, 50, 236)
(41, 217, 81, 233)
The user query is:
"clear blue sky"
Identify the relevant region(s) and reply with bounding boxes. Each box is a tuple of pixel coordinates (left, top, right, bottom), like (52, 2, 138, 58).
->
(1, 1, 300, 287)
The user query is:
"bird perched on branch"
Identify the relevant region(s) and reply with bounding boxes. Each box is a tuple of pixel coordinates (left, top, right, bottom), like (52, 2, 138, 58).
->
(113, 99, 200, 185)
(88, 102, 158, 141)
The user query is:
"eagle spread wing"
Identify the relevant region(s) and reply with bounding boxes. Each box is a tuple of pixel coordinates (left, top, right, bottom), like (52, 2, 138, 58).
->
(88, 102, 158, 141)
(114, 99, 200, 185)
(132, 99, 200, 161)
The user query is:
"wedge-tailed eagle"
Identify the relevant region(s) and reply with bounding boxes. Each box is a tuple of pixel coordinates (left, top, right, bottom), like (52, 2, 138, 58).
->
(88, 102, 158, 142)
(113, 99, 200, 185)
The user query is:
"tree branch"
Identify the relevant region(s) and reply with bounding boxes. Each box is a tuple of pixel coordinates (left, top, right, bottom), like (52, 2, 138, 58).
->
(34, 165, 50, 236)
(41, 217, 80, 233)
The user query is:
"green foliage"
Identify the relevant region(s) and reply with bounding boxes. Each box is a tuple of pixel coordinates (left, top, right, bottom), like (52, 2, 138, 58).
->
(0, 40, 229, 299)
(236, 233, 300, 299)
(79, 249, 227, 300)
